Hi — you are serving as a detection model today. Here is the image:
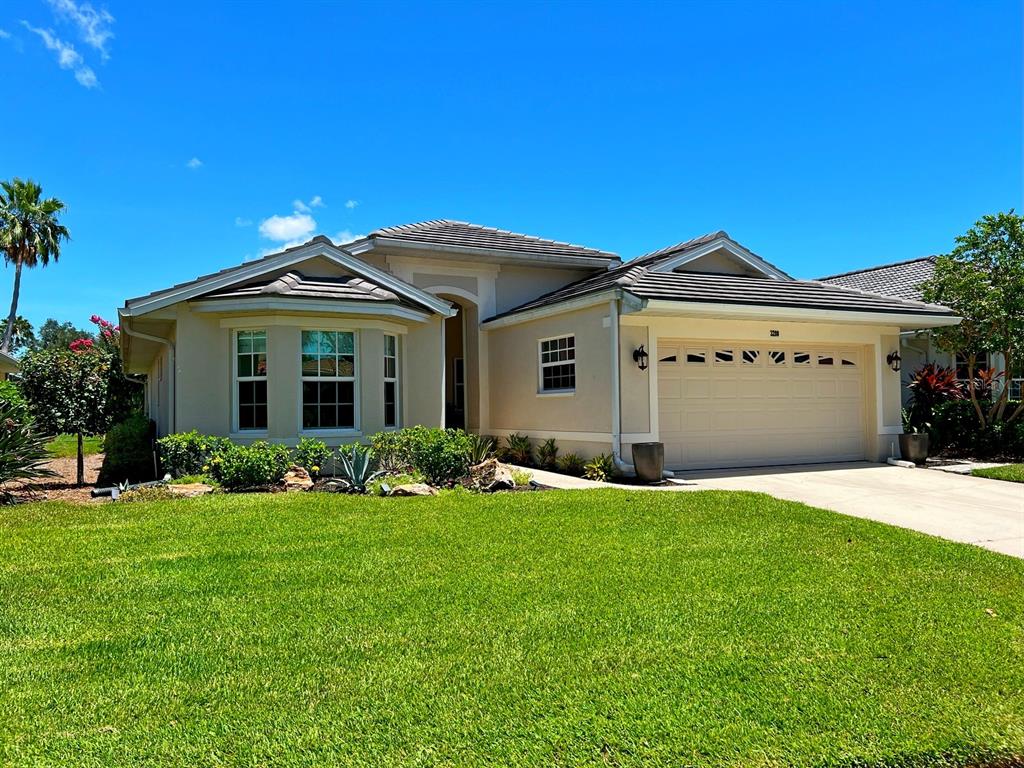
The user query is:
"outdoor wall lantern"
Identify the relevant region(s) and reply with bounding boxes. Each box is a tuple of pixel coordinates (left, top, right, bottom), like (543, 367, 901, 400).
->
(886, 350, 901, 372)
(633, 345, 649, 371)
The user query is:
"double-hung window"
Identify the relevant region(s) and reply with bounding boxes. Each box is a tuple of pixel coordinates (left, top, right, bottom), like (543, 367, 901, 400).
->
(539, 335, 576, 393)
(955, 351, 990, 383)
(236, 330, 268, 431)
(302, 330, 356, 430)
(383, 334, 399, 428)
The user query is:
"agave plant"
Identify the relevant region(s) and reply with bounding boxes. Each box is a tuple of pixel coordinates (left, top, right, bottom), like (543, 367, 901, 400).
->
(468, 433, 494, 464)
(337, 443, 384, 493)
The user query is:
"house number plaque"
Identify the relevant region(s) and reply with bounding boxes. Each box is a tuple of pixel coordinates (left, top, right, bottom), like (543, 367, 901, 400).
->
(769, 329, 780, 337)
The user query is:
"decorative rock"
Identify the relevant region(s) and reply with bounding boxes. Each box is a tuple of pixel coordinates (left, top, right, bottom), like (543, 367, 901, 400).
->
(166, 483, 214, 498)
(468, 458, 516, 492)
(281, 466, 314, 492)
(389, 483, 437, 497)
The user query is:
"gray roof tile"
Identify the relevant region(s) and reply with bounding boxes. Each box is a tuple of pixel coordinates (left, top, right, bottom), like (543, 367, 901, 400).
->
(370, 219, 619, 261)
(487, 238, 954, 322)
(198, 271, 428, 309)
(817, 256, 936, 301)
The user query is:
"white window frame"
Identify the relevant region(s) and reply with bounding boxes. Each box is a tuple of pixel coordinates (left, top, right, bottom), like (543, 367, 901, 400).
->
(233, 329, 269, 435)
(383, 333, 399, 429)
(299, 329, 360, 435)
(955, 351, 991, 383)
(537, 334, 576, 395)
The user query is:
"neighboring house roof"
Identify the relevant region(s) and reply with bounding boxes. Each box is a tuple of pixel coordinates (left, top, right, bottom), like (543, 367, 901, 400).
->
(486, 235, 955, 323)
(363, 219, 619, 263)
(817, 256, 937, 301)
(0, 350, 19, 372)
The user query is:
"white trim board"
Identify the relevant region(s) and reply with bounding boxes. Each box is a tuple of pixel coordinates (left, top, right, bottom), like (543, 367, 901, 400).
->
(192, 297, 432, 323)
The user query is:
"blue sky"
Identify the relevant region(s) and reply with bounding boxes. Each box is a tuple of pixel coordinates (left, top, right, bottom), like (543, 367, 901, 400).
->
(1, 0, 1020, 329)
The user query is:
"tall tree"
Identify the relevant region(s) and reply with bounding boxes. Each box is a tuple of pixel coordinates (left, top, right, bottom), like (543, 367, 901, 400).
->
(0, 179, 69, 353)
(0, 316, 36, 355)
(34, 318, 91, 351)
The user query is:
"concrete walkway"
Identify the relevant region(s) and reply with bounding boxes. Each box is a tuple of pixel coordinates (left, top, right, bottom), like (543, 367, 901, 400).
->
(526, 462, 1024, 559)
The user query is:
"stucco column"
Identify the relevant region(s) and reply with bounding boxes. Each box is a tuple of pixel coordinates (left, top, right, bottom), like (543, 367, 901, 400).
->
(359, 328, 385, 436)
(267, 325, 299, 441)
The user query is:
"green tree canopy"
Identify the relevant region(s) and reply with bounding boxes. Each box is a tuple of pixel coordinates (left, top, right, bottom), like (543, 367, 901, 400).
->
(922, 210, 1024, 425)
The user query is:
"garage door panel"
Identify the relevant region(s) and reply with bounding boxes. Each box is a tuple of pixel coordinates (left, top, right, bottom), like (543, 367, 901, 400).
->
(658, 341, 866, 470)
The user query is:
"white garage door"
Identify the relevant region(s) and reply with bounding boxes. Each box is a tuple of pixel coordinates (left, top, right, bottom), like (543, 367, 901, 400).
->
(657, 342, 866, 470)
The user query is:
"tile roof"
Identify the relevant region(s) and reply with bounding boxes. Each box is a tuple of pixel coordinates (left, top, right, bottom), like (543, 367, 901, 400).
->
(369, 219, 619, 261)
(199, 271, 417, 305)
(487, 238, 954, 322)
(817, 256, 937, 301)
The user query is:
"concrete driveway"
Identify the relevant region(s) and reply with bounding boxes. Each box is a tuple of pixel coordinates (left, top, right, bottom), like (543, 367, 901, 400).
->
(674, 462, 1024, 558)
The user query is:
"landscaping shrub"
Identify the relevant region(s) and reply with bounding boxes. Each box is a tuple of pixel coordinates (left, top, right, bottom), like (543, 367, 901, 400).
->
(100, 413, 154, 485)
(217, 441, 291, 490)
(371, 431, 405, 472)
(931, 399, 1024, 459)
(557, 452, 586, 476)
(0, 402, 54, 499)
(395, 426, 473, 486)
(0, 380, 29, 424)
(583, 453, 615, 482)
(157, 431, 232, 478)
(503, 433, 533, 466)
(293, 437, 332, 477)
(468, 433, 494, 464)
(537, 438, 558, 469)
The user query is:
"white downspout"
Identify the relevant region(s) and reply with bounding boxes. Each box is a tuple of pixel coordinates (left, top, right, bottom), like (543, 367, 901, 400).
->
(122, 319, 176, 434)
(609, 297, 636, 476)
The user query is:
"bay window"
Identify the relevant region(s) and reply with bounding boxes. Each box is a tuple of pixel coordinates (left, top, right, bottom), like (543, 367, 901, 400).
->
(302, 330, 356, 430)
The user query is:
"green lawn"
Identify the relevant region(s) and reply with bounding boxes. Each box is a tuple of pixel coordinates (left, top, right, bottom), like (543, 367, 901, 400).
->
(972, 464, 1024, 483)
(1, 490, 1023, 767)
(44, 433, 104, 458)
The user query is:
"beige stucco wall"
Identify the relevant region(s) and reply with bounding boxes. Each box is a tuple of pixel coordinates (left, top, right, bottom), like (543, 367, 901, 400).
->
(494, 266, 593, 315)
(403, 315, 444, 430)
(487, 303, 612, 439)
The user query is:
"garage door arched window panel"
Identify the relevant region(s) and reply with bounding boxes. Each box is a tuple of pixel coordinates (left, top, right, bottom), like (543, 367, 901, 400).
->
(659, 346, 679, 364)
(840, 352, 859, 367)
(793, 351, 811, 366)
(741, 349, 762, 365)
(301, 330, 357, 430)
(714, 349, 735, 365)
(235, 329, 268, 431)
(768, 350, 787, 366)
(817, 353, 835, 366)
(538, 335, 575, 393)
(685, 349, 707, 365)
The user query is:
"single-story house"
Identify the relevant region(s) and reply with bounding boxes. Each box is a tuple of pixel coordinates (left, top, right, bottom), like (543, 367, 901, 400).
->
(819, 257, 1020, 403)
(0, 350, 19, 380)
(120, 220, 959, 471)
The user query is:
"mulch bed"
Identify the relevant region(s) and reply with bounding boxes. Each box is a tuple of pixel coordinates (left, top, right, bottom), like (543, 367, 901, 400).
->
(5, 453, 106, 504)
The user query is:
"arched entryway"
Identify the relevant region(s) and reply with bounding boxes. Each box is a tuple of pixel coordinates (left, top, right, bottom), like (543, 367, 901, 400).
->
(430, 289, 480, 431)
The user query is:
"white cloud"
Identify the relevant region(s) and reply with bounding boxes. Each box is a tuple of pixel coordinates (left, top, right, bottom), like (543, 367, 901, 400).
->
(259, 212, 316, 242)
(47, 0, 114, 59)
(21, 21, 98, 88)
(345, 199, 358, 209)
(293, 195, 325, 213)
(186, 157, 203, 169)
(0, 29, 10, 39)
(334, 230, 364, 245)
(235, 216, 252, 227)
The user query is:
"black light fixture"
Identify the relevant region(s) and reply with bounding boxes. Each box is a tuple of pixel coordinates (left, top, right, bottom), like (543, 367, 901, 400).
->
(886, 350, 901, 372)
(633, 345, 649, 371)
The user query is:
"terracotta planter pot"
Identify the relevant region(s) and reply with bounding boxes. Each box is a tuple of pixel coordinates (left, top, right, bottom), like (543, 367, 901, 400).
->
(898, 433, 930, 465)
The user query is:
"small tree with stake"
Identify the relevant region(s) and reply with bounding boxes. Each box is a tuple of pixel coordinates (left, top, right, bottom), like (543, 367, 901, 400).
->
(19, 342, 111, 486)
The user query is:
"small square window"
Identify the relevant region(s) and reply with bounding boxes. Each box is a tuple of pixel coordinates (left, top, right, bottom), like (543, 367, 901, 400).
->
(539, 336, 575, 392)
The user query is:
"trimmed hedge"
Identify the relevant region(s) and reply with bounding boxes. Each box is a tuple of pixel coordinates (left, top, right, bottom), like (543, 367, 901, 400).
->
(100, 413, 155, 484)
(931, 399, 1024, 458)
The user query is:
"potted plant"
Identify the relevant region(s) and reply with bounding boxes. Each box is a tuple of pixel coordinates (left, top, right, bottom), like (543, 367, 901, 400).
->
(899, 408, 930, 465)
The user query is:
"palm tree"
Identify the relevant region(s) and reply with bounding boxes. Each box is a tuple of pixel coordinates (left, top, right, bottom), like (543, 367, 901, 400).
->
(0, 179, 69, 353)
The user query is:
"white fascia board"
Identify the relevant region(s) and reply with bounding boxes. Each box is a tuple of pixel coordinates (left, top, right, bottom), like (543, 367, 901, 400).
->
(123, 241, 456, 318)
(189, 298, 432, 323)
(367, 237, 620, 269)
(481, 289, 639, 330)
(651, 238, 790, 281)
(639, 299, 961, 329)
